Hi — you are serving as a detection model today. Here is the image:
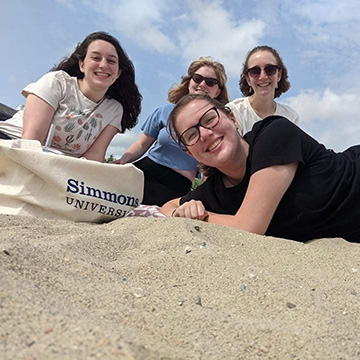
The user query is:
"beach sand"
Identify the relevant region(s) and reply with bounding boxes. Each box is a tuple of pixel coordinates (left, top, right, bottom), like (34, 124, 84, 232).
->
(1, 214, 359, 359)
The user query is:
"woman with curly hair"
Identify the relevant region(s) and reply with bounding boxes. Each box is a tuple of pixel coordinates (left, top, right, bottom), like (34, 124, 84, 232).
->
(0, 31, 142, 162)
(227, 45, 299, 136)
(115, 56, 229, 206)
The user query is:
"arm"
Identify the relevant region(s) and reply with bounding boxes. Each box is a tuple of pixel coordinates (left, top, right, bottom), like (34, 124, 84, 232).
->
(81, 124, 119, 162)
(22, 94, 56, 143)
(113, 133, 156, 164)
(206, 163, 298, 234)
(162, 163, 298, 235)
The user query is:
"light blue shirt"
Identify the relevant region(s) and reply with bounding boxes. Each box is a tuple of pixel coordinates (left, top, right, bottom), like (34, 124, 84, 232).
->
(141, 103, 198, 171)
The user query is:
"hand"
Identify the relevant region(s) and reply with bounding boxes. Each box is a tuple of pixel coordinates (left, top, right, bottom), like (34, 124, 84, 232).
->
(172, 200, 208, 221)
(112, 158, 126, 164)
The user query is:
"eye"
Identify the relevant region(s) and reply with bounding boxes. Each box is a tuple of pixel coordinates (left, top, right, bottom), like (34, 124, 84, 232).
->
(202, 113, 217, 126)
(184, 128, 198, 143)
(108, 59, 117, 64)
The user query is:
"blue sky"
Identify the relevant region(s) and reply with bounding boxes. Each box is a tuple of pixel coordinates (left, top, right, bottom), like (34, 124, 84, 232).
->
(1, 0, 360, 158)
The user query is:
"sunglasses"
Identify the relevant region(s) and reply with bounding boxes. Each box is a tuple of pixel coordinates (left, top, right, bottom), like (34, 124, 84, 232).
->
(247, 64, 279, 78)
(192, 73, 219, 87)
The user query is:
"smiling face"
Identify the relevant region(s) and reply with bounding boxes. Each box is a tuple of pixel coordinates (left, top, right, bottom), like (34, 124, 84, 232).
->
(188, 66, 221, 99)
(79, 39, 122, 101)
(175, 98, 244, 171)
(246, 50, 282, 99)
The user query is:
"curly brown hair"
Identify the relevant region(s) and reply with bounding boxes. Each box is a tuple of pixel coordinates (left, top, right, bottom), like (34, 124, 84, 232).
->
(239, 45, 291, 99)
(168, 57, 229, 105)
(53, 31, 142, 132)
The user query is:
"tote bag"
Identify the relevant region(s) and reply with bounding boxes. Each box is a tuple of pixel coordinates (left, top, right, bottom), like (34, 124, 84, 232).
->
(0, 139, 144, 223)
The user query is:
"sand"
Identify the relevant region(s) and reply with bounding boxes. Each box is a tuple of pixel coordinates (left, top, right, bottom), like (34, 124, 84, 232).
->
(1, 214, 360, 359)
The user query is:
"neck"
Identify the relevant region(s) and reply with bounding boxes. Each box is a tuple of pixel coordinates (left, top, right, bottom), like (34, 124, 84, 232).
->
(78, 79, 106, 103)
(220, 138, 249, 187)
(249, 95, 276, 119)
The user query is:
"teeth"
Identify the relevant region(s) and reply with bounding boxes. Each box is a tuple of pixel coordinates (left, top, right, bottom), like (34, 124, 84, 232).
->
(208, 138, 221, 151)
(95, 72, 110, 77)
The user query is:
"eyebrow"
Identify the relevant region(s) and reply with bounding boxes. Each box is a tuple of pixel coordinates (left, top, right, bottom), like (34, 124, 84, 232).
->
(90, 51, 118, 59)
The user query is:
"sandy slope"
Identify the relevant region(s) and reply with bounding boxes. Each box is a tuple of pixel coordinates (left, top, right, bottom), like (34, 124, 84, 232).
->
(1, 214, 359, 359)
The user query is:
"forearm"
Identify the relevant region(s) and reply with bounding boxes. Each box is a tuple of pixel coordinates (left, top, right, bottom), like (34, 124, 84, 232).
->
(117, 133, 156, 164)
(120, 142, 145, 163)
(205, 213, 265, 235)
(82, 125, 118, 162)
(161, 198, 180, 217)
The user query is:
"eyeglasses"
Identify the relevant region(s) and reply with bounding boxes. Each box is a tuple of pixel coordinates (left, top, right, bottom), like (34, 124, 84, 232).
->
(179, 107, 220, 149)
(191, 73, 219, 87)
(247, 64, 279, 78)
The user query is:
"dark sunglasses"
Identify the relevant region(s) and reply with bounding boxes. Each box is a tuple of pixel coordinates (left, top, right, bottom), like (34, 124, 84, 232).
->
(192, 73, 219, 87)
(247, 64, 279, 78)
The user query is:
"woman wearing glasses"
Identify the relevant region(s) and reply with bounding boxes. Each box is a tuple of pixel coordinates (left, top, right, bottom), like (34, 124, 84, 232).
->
(227, 45, 299, 135)
(115, 57, 229, 206)
(162, 94, 360, 243)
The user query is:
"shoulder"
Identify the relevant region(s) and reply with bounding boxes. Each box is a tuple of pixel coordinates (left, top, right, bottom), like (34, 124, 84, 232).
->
(154, 103, 175, 116)
(144, 103, 174, 126)
(39, 70, 73, 83)
(245, 116, 299, 144)
(226, 97, 248, 110)
(21, 70, 74, 105)
(102, 97, 124, 112)
(27, 70, 75, 92)
(275, 102, 299, 123)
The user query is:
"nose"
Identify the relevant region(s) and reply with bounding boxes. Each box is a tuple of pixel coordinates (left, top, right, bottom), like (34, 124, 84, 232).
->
(198, 125, 213, 141)
(258, 68, 268, 79)
(99, 57, 107, 68)
(197, 79, 207, 88)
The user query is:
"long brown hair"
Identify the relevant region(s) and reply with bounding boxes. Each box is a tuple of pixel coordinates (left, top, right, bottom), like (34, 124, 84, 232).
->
(53, 31, 142, 132)
(168, 57, 229, 105)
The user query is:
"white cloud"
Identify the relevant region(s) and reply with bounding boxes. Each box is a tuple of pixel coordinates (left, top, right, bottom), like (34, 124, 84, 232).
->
(285, 89, 360, 151)
(177, 0, 265, 76)
(106, 128, 142, 159)
(81, 0, 265, 76)
(83, 0, 177, 53)
(282, 0, 360, 65)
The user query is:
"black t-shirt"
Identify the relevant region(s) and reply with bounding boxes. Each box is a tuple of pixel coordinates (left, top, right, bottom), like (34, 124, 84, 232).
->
(181, 117, 360, 242)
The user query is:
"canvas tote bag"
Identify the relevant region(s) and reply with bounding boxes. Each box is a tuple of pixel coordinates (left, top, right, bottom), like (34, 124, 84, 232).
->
(0, 139, 144, 223)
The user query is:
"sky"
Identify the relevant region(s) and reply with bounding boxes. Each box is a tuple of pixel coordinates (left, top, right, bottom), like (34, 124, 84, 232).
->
(1, 0, 360, 158)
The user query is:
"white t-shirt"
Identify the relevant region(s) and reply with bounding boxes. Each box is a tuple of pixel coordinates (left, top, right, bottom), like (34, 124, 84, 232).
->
(0, 70, 123, 157)
(226, 96, 299, 136)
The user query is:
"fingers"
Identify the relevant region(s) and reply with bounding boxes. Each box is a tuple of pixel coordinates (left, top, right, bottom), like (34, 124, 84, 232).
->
(112, 159, 125, 164)
(173, 200, 208, 220)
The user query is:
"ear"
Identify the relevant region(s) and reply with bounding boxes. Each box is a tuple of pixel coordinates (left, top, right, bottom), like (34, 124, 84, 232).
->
(228, 111, 238, 127)
(117, 68, 122, 79)
(277, 68, 282, 82)
(79, 60, 85, 74)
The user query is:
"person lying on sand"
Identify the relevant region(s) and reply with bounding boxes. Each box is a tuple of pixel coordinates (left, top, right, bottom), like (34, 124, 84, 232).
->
(161, 94, 360, 242)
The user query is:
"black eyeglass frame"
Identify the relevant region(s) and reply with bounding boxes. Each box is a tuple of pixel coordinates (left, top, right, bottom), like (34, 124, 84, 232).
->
(178, 106, 220, 150)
